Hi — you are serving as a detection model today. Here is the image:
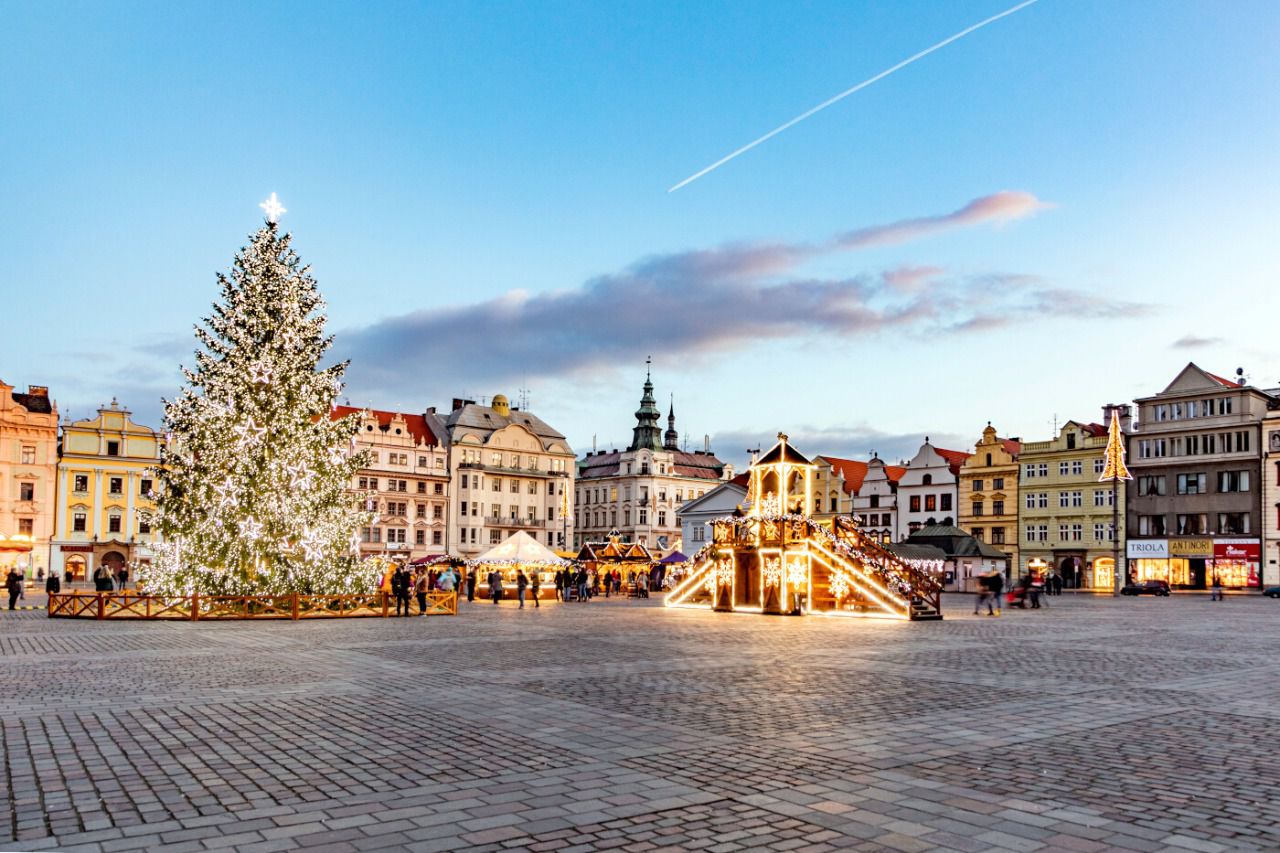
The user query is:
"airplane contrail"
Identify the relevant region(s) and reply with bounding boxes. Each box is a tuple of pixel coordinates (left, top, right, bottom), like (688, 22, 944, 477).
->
(668, 0, 1042, 193)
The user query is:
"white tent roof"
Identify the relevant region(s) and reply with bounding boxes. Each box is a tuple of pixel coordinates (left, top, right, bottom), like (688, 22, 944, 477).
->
(472, 530, 567, 565)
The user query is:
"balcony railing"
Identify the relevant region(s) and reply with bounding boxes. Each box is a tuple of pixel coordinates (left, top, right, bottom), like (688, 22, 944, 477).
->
(485, 516, 550, 529)
(458, 461, 569, 479)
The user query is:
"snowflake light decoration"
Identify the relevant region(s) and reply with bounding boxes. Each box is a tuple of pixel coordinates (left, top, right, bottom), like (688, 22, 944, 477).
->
(829, 573, 850, 601)
(763, 558, 782, 588)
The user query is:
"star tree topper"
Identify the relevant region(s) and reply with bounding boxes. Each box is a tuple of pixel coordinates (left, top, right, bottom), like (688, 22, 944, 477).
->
(260, 192, 287, 224)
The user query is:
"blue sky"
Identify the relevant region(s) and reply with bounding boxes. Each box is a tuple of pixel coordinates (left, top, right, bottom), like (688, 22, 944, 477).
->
(2, 1, 1277, 465)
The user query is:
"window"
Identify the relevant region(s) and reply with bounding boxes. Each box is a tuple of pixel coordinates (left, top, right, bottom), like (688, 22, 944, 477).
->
(433, 482, 444, 496)
(417, 481, 427, 494)
(991, 527, 1005, 544)
(140, 478, 152, 495)
(1235, 430, 1251, 453)
(925, 495, 937, 512)
(509, 480, 519, 494)
(1067, 433, 1078, 449)
(1070, 491, 1083, 508)
(1059, 491, 1070, 508)
(19, 482, 34, 501)
(108, 515, 122, 534)
(1094, 522, 1106, 541)
(1218, 513, 1250, 534)
(1038, 493, 1048, 508)
(1137, 475, 1166, 496)
(490, 503, 500, 518)
(18, 518, 33, 535)
(1024, 464, 1037, 478)
(940, 494, 952, 512)
(922, 474, 933, 486)
(971, 501, 984, 517)
(73, 512, 86, 532)
(416, 504, 426, 519)
(109, 477, 123, 495)
(418, 455, 427, 468)
(1038, 463, 1048, 478)
(509, 505, 518, 520)
(972, 527, 984, 541)
(1060, 461, 1070, 476)
(461, 475, 469, 490)
(74, 475, 89, 493)
(1071, 523, 1083, 541)
(470, 502, 479, 517)
(432, 530, 443, 545)
(527, 506, 537, 521)
(658, 511, 667, 526)
(1218, 397, 1233, 415)
(1059, 523, 1070, 541)
(527, 481, 537, 495)
(1071, 460, 1083, 476)
(490, 530, 502, 544)
(492, 478, 501, 492)
(433, 505, 443, 520)
(1093, 457, 1105, 475)
(1025, 493, 1036, 509)
(1176, 473, 1207, 495)
(1218, 471, 1250, 493)
(992, 500, 1005, 516)
(1176, 514, 1208, 535)
(638, 509, 648, 524)
(415, 530, 426, 545)
(1138, 515, 1167, 536)
(436, 457, 445, 469)
(870, 495, 880, 508)
(106, 441, 120, 457)
(992, 477, 1004, 490)
(830, 497, 838, 512)
(138, 517, 151, 534)
(973, 479, 984, 492)
(21, 445, 35, 464)
(909, 496, 921, 512)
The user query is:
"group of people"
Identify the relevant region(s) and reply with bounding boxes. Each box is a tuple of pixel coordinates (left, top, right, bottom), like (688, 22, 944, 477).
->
(975, 569, 1065, 615)
(387, 564, 459, 616)
(92, 564, 129, 592)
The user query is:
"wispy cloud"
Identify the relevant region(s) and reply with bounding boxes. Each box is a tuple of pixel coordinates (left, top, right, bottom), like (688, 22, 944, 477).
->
(1171, 334, 1222, 349)
(336, 190, 1139, 401)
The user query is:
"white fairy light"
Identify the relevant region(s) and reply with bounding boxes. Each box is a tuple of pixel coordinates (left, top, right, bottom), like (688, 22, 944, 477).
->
(241, 517, 264, 540)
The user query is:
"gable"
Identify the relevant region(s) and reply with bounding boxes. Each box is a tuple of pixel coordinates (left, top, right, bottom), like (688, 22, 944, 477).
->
(1160, 362, 1238, 396)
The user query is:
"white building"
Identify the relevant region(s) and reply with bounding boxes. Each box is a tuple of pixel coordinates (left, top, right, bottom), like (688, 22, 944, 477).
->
(445, 395, 575, 558)
(894, 440, 971, 541)
(851, 454, 907, 545)
(1259, 396, 1280, 586)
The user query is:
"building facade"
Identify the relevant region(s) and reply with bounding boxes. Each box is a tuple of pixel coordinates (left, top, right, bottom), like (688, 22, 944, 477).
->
(957, 424, 1021, 573)
(0, 380, 58, 578)
(334, 406, 451, 563)
(851, 454, 905, 544)
(1016, 414, 1119, 588)
(1126, 364, 1271, 590)
(1263, 399, 1280, 587)
(576, 372, 731, 554)
(445, 394, 575, 558)
(894, 440, 970, 541)
(50, 400, 160, 581)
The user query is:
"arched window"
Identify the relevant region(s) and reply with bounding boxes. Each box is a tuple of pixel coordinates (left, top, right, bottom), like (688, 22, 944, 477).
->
(922, 474, 933, 485)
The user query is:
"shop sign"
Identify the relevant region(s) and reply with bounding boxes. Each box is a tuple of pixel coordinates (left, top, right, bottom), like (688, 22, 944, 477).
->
(60, 545, 93, 553)
(1127, 539, 1167, 559)
(1214, 540, 1260, 561)
(1169, 538, 1213, 558)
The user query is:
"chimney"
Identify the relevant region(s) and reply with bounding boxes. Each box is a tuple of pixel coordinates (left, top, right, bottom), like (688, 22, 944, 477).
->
(27, 385, 49, 397)
(704, 434, 710, 453)
(1102, 403, 1133, 433)
(451, 398, 465, 412)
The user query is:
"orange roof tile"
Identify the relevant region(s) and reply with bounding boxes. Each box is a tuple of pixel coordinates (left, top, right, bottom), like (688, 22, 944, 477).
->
(331, 405, 439, 447)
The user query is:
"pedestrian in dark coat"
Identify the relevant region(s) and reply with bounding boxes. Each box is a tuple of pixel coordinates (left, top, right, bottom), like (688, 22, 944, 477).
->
(466, 570, 477, 602)
(5, 568, 22, 611)
(391, 566, 412, 616)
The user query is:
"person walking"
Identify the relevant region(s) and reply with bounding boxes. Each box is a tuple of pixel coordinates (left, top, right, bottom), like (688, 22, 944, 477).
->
(5, 567, 22, 611)
(1210, 574, 1224, 601)
(516, 570, 528, 609)
(391, 565, 412, 616)
(1029, 572, 1044, 609)
(554, 569, 565, 602)
(575, 568, 589, 602)
(973, 572, 990, 616)
(117, 564, 129, 591)
(490, 571, 503, 605)
(988, 570, 1004, 616)
(45, 570, 61, 597)
(93, 564, 113, 592)
(530, 570, 540, 608)
(465, 569, 477, 603)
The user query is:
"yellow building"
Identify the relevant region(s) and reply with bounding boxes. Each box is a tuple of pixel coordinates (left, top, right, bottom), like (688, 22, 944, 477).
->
(50, 400, 161, 582)
(957, 423, 1021, 576)
(0, 380, 58, 579)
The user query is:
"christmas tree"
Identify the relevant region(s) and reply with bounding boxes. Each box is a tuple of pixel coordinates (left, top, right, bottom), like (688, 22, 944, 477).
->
(136, 195, 378, 596)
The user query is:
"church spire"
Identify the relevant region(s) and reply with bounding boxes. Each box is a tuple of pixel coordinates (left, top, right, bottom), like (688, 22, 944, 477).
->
(664, 394, 679, 450)
(628, 358, 664, 452)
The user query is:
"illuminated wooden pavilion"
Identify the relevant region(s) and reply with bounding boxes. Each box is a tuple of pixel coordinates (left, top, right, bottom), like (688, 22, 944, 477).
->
(666, 434, 944, 620)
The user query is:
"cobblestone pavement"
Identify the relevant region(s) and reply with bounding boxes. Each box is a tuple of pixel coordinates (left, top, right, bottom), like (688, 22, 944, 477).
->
(3, 593, 1279, 852)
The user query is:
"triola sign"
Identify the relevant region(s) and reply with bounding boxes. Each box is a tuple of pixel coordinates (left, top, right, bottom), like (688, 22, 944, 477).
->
(1127, 540, 1168, 559)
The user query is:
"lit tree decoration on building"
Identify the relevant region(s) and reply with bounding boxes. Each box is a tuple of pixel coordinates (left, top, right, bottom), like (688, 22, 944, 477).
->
(136, 195, 376, 596)
(1098, 409, 1132, 482)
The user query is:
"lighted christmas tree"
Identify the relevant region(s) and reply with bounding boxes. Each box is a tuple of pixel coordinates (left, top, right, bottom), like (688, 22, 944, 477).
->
(136, 195, 378, 596)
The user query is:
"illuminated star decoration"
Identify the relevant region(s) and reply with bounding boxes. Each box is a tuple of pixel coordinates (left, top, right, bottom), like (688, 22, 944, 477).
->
(260, 192, 287, 224)
(241, 517, 264, 540)
(213, 477, 237, 509)
(249, 361, 273, 384)
(300, 528, 324, 562)
(286, 462, 314, 491)
(348, 530, 363, 555)
(234, 418, 266, 445)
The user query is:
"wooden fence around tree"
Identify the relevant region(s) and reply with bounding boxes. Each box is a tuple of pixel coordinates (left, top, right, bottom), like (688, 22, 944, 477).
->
(47, 590, 458, 620)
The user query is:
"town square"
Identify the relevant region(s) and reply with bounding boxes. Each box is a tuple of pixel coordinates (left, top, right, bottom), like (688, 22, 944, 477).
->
(4, 593, 1280, 852)
(3, 1, 1280, 850)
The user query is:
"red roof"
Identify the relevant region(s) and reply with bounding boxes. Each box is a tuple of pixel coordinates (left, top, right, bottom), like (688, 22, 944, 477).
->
(729, 472, 750, 488)
(1206, 371, 1242, 388)
(1000, 438, 1022, 456)
(819, 456, 907, 494)
(1079, 422, 1107, 437)
(936, 447, 973, 475)
(331, 406, 438, 447)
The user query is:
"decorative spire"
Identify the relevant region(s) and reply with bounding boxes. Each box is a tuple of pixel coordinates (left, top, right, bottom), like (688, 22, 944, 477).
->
(628, 363, 664, 452)
(664, 394, 679, 450)
(1098, 409, 1132, 482)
